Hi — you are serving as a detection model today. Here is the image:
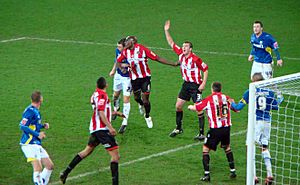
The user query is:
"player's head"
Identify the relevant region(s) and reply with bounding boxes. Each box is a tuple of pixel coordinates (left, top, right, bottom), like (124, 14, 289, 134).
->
(125, 36, 138, 50)
(253, 20, 263, 35)
(31, 90, 43, 107)
(97, 77, 108, 89)
(211, 82, 222, 93)
(251, 73, 264, 82)
(117, 38, 126, 52)
(182, 41, 193, 55)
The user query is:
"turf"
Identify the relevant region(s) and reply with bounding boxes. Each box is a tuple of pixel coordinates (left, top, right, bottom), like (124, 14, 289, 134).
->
(0, 0, 299, 184)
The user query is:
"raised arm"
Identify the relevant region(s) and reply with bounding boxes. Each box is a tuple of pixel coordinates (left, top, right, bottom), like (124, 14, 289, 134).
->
(164, 20, 174, 47)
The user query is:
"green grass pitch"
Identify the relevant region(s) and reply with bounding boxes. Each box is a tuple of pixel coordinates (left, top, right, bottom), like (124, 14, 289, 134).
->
(1, 0, 299, 184)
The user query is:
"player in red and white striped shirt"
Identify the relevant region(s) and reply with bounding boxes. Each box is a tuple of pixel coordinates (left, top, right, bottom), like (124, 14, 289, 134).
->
(164, 20, 208, 140)
(117, 36, 177, 128)
(188, 82, 236, 182)
(60, 77, 120, 185)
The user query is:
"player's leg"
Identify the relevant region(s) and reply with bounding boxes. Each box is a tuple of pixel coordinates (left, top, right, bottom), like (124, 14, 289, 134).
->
(221, 127, 236, 178)
(262, 63, 273, 80)
(60, 135, 98, 184)
(31, 160, 44, 185)
(101, 131, 120, 185)
(107, 149, 120, 185)
(261, 122, 273, 184)
(170, 82, 189, 137)
(119, 77, 131, 133)
(21, 144, 43, 185)
(40, 147, 54, 185)
(132, 79, 145, 115)
(112, 91, 121, 120)
(191, 86, 205, 140)
(141, 77, 153, 128)
(169, 98, 185, 137)
(201, 145, 211, 182)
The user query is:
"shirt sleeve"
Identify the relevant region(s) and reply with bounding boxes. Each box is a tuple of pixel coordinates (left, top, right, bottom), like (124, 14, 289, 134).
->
(97, 94, 107, 111)
(242, 89, 250, 104)
(268, 34, 279, 50)
(143, 46, 158, 60)
(172, 43, 183, 55)
(195, 98, 208, 111)
(116, 50, 126, 63)
(195, 57, 208, 72)
(19, 109, 40, 137)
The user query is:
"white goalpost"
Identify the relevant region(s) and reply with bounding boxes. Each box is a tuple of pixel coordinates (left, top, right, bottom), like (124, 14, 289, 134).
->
(247, 72, 300, 185)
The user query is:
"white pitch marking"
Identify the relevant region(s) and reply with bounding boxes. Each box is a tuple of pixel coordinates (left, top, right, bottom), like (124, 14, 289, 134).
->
(0, 37, 26, 43)
(49, 129, 247, 185)
(23, 37, 300, 61)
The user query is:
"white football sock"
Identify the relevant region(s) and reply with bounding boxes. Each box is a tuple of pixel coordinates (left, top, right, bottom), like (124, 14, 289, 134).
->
(40, 168, 53, 185)
(33, 171, 42, 185)
(123, 102, 130, 120)
(262, 150, 272, 177)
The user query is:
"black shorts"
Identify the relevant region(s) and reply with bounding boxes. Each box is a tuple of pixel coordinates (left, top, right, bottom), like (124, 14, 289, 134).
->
(178, 81, 202, 102)
(131, 76, 151, 94)
(88, 130, 119, 151)
(204, 127, 231, 151)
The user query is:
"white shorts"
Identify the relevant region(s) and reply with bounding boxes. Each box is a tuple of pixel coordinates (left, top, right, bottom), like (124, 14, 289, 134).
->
(113, 73, 132, 97)
(251, 61, 273, 80)
(255, 120, 271, 146)
(21, 144, 49, 162)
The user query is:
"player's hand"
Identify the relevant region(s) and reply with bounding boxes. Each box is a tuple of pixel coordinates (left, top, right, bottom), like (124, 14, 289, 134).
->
(109, 70, 115, 77)
(109, 128, 117, 136)
(199, 83, 205, 92)
(164, 20, 170, 31)
(248, 55, 253, 62)
(228, 98, 235, 103)
(188, 105, 196, 111)
(112, 111, 126, 118)
(38, 131, 46, 140)
(43, 123, 49, 129)
(277, 59, 283, 67)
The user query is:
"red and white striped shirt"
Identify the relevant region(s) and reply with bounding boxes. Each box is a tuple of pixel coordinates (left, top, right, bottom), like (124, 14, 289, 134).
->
(195, 92, 232, 129)
(117, 43, 158, 80)
(89, 88, 111, 133)
(173, 43, 208, 84)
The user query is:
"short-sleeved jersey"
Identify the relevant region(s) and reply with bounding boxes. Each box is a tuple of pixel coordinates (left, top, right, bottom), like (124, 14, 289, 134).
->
(195, 92, 232, 128)
(172, 43, 208, 85)
(117, 43, 158, 80)
(19, 105, 43, 145)
(89, 88, 111, 133)
(250, 32, 279, 64)
(115, 48, 130, 77)
(237, 88, 278, 121)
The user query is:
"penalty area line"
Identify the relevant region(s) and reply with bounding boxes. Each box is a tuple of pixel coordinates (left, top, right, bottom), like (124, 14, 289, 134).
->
(49, 129, 247, 185)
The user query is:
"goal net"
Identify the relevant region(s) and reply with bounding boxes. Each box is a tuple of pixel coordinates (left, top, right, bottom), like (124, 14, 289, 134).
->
(246, 72, 300, 185)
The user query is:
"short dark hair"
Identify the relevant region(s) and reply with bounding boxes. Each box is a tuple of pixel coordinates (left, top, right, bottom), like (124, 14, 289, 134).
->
(252, 73, 264, 82)
(31, 90, 42, 103)
(125, 36, 138, 44)
(118, 38, 126, 47)
(97, 77, 107, 89)
(254, 20, 263, 27)
(184, 41, 193, 49)
(212, 82, 222, 92)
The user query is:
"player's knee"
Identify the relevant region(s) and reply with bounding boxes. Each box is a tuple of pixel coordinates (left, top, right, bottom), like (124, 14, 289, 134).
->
(223, 145, 231, 152)
(123, 96, 130, 103)
(176, 103, 183, 111)
(46, 161, 54, 170)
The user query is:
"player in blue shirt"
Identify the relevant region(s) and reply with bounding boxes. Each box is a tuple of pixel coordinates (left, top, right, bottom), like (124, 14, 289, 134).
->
(231, 73, 283, 185)
(20, 91, 54, 185)
(248, 21, 283, 80)
(109, 38, 132, 134)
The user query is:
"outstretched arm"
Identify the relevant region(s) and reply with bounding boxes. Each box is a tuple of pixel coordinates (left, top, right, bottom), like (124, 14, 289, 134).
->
(156, 56, 179, 66)
(164, 20, 174, 47)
